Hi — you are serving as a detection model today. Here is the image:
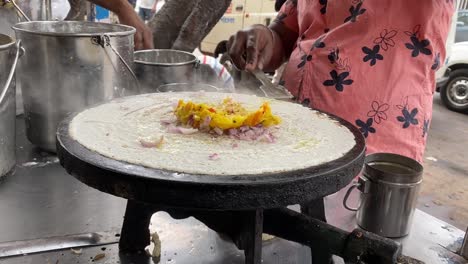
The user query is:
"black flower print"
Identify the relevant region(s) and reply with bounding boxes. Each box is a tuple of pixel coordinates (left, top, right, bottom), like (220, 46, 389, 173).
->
(323, 70, 354, 92)
(362, 45, 384, 66)
(356, 118, 376, 138)
(319, 0, 327, 14)
(431, 52, 440, 70)
(297, 37, 325, 68)
(367, 101, 389, 124)
(297, 54, 312, 68)
(397, 107, 419, 128)
(404, 25, 432, 57)
(344, 2, 366, 23)
(422, 118, 430, 137)
(374, 29, 397, 51)
(312, 36, 326, 49)
(405, 36, 432, 57)
(301, 98, 310, 107)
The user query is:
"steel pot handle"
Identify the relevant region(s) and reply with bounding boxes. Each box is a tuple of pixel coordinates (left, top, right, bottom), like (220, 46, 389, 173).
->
(0, 40, 23, 106)
(343, 181, 361, 211)
(91, 35, 141, 93)
(5, 0, 31, 21)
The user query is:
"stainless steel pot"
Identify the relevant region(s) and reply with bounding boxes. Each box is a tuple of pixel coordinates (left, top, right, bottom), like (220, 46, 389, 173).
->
(135, 49, 199, 93)
(13, 21, 137, 152)
(0, 34, 22, 178)
(343, 153, 423, 238)
(156, 83, 221, 93)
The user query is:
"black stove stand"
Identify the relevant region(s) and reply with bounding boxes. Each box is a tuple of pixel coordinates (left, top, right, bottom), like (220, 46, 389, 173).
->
(56, 113, 400, 264)
(118, 199, 400, 264)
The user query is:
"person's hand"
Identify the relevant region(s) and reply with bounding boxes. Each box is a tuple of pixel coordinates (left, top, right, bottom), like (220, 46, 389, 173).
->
(227, 24, 274, 71)
(116, 6, 154, 50)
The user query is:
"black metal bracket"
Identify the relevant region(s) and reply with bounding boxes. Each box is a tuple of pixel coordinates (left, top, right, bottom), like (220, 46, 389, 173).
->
(117, 199, 401, 264)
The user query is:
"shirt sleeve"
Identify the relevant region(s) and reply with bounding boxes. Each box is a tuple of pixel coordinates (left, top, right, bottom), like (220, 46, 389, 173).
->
(273, 0, 299, 34)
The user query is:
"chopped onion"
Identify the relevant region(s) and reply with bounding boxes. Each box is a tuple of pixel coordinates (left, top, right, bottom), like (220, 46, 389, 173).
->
(160, 119, 175, 126)
(239, 126, 249, 133)
(209, 153, 220, 160)
(167, 125, 198, 135)
(139, 135, 164, 148)
(244, 130, 256, 139)
(213, 127, 224, 135)
(228, 128, 239, 136)
(178, 127, 199, 134)
(200, 116, 212, 130)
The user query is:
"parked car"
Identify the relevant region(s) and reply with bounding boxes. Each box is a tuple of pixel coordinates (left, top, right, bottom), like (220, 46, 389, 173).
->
(456, 10, 468, 42)
(437, 42, 468, 113)
(435, 8, 468, 113)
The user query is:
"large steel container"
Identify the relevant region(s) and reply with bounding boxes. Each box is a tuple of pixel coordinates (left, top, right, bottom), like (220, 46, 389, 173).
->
(134, 49, 199, 93)
(0, 34, 21, 178)
(13, 21, 136, 152)
(344, 153, 423, 237)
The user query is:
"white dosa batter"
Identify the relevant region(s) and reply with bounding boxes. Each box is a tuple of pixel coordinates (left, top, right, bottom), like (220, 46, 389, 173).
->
(69, 92, 356, 175)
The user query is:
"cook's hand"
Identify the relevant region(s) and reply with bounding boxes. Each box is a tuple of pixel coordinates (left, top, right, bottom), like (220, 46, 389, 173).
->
(116, 7, 154, 50)
(227, 25, 274, 71)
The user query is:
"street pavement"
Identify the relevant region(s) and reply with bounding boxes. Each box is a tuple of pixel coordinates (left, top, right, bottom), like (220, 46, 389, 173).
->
(419, 94, 468, 231)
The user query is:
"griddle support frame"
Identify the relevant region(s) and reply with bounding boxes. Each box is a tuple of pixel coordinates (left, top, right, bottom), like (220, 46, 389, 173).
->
(301, 198, 332, 263)
(119, 200, 153, 253)
(116, 199, 400, 264)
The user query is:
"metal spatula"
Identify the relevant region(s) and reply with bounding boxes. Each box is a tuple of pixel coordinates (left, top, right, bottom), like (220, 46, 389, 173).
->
(250, 69, 293, 99)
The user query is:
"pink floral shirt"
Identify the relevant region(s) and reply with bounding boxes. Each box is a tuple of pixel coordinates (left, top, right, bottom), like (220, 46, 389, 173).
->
(277, 0, 454, 162)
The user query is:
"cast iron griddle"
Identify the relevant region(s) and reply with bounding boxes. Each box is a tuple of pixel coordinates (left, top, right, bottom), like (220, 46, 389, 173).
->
(56, 102, 365, 210)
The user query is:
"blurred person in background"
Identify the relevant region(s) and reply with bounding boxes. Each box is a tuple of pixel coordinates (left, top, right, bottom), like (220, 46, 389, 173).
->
(137, 0, 158, 23)
(272, 0, 287, 84)
(86, 0, 153, 49)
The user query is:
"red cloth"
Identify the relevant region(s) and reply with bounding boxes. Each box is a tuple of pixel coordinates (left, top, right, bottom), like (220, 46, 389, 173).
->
(277, 0, 454, 162)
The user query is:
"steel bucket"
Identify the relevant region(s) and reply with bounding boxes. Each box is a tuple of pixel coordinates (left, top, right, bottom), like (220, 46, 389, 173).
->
(134, 49, 199, 93)
(343, 153, 423, 237)
(156, 83, 221, 93)
(0, 34, 22, 178)
(13, 21, 137, 152)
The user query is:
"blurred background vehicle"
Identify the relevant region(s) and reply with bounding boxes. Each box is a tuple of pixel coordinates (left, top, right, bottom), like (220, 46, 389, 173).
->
(455, 9, 468, 42)
(200, 0, 277, 55)
(436, 1, 468, 113)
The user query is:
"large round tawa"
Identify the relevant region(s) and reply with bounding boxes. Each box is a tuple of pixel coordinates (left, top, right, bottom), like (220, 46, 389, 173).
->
(57, 92, 365, 210)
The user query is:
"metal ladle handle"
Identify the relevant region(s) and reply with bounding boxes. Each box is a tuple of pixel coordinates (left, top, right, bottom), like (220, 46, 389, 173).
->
(0, 40, 23, 105)
(6, 0, 31, 21)
(343, 181, 361, 211)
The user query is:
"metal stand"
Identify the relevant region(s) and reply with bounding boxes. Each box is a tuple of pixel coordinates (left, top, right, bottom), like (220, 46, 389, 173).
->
(117, 198, 400, 264)
(301, 198, 332, 263)
(119, 200, 154, 253)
